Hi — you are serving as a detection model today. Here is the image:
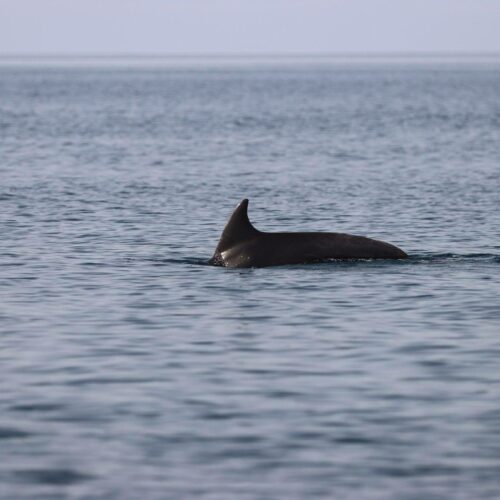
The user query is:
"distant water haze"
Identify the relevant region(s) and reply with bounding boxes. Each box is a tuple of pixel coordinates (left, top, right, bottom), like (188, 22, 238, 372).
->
(1, 0, 500, 54)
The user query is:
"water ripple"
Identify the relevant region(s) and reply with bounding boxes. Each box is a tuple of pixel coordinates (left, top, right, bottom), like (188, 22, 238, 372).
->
(1, 63, 500, 500)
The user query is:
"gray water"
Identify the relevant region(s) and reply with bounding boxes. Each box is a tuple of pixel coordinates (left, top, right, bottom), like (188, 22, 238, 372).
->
(1, 59, 500, 500)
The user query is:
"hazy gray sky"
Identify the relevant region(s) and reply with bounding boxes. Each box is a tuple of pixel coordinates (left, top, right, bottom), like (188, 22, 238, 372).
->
(1, 0, 500, 54)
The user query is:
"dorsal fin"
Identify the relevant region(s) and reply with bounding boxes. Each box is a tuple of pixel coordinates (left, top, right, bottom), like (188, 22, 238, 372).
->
(215, 199, 259, 252)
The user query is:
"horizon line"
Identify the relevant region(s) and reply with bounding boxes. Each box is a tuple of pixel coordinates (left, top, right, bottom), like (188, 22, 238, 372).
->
(1, 51, 500, 59)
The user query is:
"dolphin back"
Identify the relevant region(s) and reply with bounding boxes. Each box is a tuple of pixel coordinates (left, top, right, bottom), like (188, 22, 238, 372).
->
(210, 199, 407, 268)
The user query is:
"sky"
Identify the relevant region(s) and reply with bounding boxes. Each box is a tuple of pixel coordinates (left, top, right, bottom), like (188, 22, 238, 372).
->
(1, 0, 500, 55)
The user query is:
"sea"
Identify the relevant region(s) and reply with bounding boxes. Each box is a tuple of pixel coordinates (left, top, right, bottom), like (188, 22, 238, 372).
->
(1, 55, 500, 500)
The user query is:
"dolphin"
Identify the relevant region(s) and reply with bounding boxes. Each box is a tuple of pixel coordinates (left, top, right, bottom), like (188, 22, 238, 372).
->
(209, 199, 407, 268)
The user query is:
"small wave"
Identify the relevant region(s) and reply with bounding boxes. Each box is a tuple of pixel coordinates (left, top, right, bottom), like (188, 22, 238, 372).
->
(148, 253, 500, 268)
(0, 427, 31, 440)
(13, 469, 93, 485)
(408, 253, 500, 263)
(148, 257, 211, 266)
(10, 403, 64, 413)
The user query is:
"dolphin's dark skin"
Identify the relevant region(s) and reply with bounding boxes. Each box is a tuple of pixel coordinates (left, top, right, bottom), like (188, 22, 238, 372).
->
(209, 199, 407, 268)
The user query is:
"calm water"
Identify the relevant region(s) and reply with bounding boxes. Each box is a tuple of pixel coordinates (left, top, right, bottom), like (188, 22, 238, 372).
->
(1, 59, 500, 499)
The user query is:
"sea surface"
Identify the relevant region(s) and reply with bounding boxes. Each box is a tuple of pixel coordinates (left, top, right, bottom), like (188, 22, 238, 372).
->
(1, 57, 500, 500)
